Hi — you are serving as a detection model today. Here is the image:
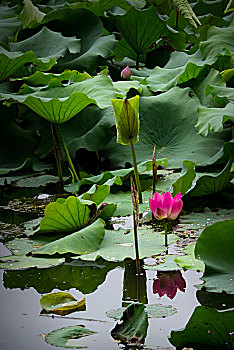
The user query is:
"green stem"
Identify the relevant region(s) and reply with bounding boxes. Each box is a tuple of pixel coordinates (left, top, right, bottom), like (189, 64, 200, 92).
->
(164, 219, 168, 247)
(136, 53, 140, 70)
(130, 138, 142, 204)
(50, 123, 63, 183)
(57, 125, 80, 182)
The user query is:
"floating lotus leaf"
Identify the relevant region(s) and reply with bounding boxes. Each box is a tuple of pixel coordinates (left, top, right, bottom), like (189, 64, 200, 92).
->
(107, 303, 177, 319)
(40, 292, 85, 312)
(195, 218, 234, 293)
(0, 255, 65, 270)
(73, 227, 179, 262)
(169, 306, 234, 348)
(45, 326, 97, 349)
(175, 244, 205, 272)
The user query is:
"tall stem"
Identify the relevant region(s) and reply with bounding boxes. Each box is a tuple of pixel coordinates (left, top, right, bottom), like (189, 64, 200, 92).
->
(152, 145, 157, 196)
(130, 176, 141, 276)
(51, 123, 63, 183)
(130, 138, 142, 204)
(136, 53, 140, 70)
(57, 125, 80, 182)
(164, 219, 168, 247)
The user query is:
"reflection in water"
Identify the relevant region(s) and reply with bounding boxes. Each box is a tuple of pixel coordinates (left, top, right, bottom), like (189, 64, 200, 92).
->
(153, 270, 186, 299)
(122, 259, 147, 306)
(3, 259, 121, 294)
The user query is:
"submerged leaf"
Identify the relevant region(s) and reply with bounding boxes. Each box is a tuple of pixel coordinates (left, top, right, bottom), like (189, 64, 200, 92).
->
(45, 326, 96, 348)
(0, 255, 65, 270)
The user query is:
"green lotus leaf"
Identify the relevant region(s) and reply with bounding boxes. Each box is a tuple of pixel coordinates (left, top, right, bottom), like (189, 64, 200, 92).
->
(115, 6, 166, 55)
(175, 244, 205, 272)
(9, 26, 81, 60)
(221, 68, 234, 82)
(45, 325, 97, 349)
(0, 255, 65, 270)
(193, 68, 226, 107)
(146, 66, 184, 92)
(3, 260, 119, 294)
(19, 0, 45, 29)
(34, 219, 105, 256)
(2, 75, 117, 124)
(107, 303, 177, 319)
(73, 227, 179, 262)
(79, 184, 110, 205)
(111, 303, 148, 344)
(113, 38, 146, 62)
(11, 70, 91, 86)
(169, 306, 234, 348)
(41, 8, 116, 73)
(172, 0, 201, 28)
(103, 87, 231, 168)
(0, 46, 56, 83)
(205, 84, 234, 105)
(195, 218, 234, 294)
(61, 105, 115, 156)
(0, 5, 18, 19)
(187, 159, 233, 197)
(172, 160, 196, 196)
(200, 18, 234, 61)
(39, 196, 96, 233)
(0, 16, 21, 42)
(196, 103, 234, 137)
(40, 292, 85, 312)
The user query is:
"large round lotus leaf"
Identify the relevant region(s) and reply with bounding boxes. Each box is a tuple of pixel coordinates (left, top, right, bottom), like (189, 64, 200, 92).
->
(102, 87, 230, 168)
(45, 326, 96, 349)
(195, 218, 234, 293)
(61, 105, 115, 157)
(106, 303, 177, 320)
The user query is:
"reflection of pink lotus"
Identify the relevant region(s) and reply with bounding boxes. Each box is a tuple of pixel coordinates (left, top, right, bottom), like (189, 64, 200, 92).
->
(153, 271, 186, 299)
(149, 191, 183, 221)
(121, 66, 131, 80)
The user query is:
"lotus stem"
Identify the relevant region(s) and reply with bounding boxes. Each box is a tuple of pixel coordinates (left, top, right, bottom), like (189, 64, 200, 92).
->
(130, 138, 142, 204)
(50, 123, 63, 184)
(164, 219, 168, 247)
(57, 125, 80, 182)
(136, 53, 140, 70)
(152, 145, 157, 196)
(130, 176, 141, 275)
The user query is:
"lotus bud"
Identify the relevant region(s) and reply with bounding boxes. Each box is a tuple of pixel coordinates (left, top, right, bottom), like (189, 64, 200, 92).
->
(121, 66, 131, 80)
(111, 95, 139, 145)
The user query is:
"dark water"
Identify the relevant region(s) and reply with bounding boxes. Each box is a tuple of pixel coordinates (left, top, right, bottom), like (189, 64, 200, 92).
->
(0, 239, 203, 350)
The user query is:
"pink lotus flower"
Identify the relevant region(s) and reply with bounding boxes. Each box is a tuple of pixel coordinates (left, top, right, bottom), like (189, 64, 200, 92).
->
(149, 191, 183, 221)
(121, 66, 131, 80)
(153, 271, 186, 299)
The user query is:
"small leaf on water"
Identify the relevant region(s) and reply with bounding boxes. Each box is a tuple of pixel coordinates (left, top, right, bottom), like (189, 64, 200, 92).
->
(40, 292, 86, 313)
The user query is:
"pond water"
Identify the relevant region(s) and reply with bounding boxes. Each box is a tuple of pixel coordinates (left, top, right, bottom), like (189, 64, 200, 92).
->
(0, 236, 203, 350)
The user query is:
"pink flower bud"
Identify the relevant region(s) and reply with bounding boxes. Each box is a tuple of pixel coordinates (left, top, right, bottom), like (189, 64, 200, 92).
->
(121, 66, 131, 80)
(149, 191, 183, 221)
